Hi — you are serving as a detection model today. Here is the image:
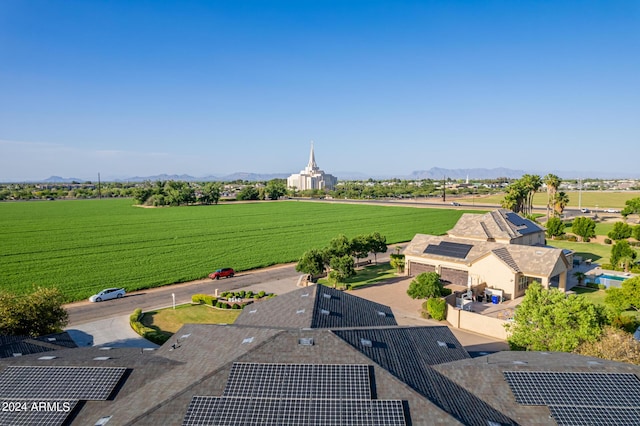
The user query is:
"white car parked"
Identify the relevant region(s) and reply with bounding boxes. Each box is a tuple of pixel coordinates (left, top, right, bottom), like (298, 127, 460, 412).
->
(603, 208, 620, 213)
(89, 288, 126, 302)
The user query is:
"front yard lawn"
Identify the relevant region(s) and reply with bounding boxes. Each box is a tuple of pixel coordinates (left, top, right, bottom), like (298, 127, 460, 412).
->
(318, 262, 399, 290)
(141, 303, 241, 335)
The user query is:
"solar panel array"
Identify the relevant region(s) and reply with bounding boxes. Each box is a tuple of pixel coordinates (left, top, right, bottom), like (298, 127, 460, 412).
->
(505, 212, 539, 235)
(225, 363, 371, 400)
(504, 371, 640, 426)
(423, 241, 472, 259)
(0, 400, 78, 426)
(183, 396, 406, 426)
(184, 363, 406, 425)
(0, 366, 126, 400)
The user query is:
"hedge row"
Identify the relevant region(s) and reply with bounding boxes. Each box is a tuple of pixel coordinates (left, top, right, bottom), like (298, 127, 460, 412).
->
(192, 294, 217, 306)
(129, 308, 170, 345)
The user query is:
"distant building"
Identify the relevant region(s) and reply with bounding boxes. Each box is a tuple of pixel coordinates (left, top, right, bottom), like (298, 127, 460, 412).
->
(287, 142, 337, 191)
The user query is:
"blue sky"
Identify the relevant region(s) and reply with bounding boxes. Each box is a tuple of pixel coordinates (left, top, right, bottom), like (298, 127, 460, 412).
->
(1, 1, 638, 181)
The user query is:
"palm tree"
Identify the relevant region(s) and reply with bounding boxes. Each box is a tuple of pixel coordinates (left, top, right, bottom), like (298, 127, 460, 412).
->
(554, 191, 570, 216)
(573, 271, 586, 286)
(544, 174, 561, 220)
(520, 174, 542, 216)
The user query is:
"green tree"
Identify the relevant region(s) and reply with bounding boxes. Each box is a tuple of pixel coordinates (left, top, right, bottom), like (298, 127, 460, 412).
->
(633, 225, 640, 241)
(390, 254, 405, 273)
(545, 217, 565, 239)
(544, 174, 561, 219)
(608, 221, 632, 241)
(571, 216, 596, 241)
(426, 297, 447, 320)
(0, 287, 69, 337)
(265, 179, 287, 200)
(554, 191, 570, 216)
(350, 234, 370, 264)
(295, 249, 325, 279)
(505, 283, 604, 352)
(327, 234, 352, 259)
(621, 197, 640, 218)
(407, 272, 443, 299)
(200, 182, 222, 205)
(236, 186, 259, 200)
(328, 255, 355, 288)
(610, 240, 637, 271)
(605, 276, 640, 314)
(367, 232, 387, 264)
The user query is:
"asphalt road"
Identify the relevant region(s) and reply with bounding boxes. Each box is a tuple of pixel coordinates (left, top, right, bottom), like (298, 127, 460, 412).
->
(65, 249, 396, 326)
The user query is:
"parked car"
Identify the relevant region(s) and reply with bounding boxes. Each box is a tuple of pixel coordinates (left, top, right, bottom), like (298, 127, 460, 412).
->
(580, 208, 590, 213)
(89, 288, 126, 302)
(451, 202, 461, 206)
(603, 208, 620, 213)
(209, 268, 235, 280)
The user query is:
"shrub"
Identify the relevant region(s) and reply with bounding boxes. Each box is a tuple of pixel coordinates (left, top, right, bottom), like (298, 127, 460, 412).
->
(420, 301, 430, 319)
(586, 283, 600, 289)
(246, 291, 254, 298)
(426, 298, 447, 321)
(232, 303, 241, 309)
(567, 235, 578, 242)
(192, 294, 216, 306)
(238, 291, 246, 298)
(604, 238, 612, 244)
(441, 288, 452, 297)
(600, 263, 614, 270)
(598, 284, 606, 290)
(258, 291, 266, 298)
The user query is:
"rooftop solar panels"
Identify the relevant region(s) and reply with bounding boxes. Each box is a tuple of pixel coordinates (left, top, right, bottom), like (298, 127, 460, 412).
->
(504, 371, 640, 425)
(224, 363, 372, 400)
(0, 366, 127, 400)
(505, 212, 540, 235)
(0, 400, 78, 426)
(183, 396, 406, 426)
(505, 212, 527, 227)
(503, 371, 640, 407)
(424, 241, 472, 259)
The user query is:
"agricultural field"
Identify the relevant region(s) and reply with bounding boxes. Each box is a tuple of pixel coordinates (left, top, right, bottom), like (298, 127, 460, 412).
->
(463, 191, 640, 210)
(0, 199, 471, 302)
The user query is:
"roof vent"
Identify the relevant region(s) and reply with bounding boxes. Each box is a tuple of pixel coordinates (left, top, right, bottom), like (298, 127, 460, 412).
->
(588, 361, 602, 365)
(249, 309, 257, 314)
(323, 293, 331, 299)
(360, 338, 373, 347)
(99, 347, 113, 350)
(437, 340, 447, 347)
(321, 309, 330, 315)
(299, 338, 314, 346)
(180, 333, 191, 339)
(38, 355, 57, 360)
(143, 348, 155, 351)
(377, 311, 386, 317)
(296, 309, 305, 314)
(93, 356, 111, 361)
(301, 293, 309, 297)
(12, 353, 22, 357)
(512, 361, 527, 365)
(242, 337, 255, 344)
(47, 337, 57, 342)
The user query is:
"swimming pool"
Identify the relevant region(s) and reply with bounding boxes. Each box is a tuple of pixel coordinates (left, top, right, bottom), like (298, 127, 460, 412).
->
(591, 274, 628, 288)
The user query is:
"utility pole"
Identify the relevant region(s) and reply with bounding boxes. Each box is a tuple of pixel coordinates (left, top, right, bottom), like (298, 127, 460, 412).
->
(442, 176, 446, 203)
(97, 173, 102, 199)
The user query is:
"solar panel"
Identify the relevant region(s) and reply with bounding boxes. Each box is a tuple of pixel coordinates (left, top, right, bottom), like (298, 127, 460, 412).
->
(0, 366, 127, 400)
(503, 371, 640, 407)
(506, 212, 527, 227)
(224, 363, 371, 400)
(182, 397, 406, 426)
(0, 400, 78, 426)
(424, 241, 472, 259)
(549, 405, 640, 426)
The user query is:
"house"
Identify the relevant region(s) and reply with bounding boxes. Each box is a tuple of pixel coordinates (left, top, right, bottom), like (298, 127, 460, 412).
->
(1, 284, 639, 425)
(404, 209, 572, 300)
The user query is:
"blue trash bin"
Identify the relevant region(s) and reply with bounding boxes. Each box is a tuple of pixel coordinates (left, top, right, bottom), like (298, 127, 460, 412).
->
(491, 295, 500, 304)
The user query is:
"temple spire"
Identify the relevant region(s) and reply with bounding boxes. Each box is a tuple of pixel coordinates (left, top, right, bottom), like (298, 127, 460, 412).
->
(307, 141, 318, 170)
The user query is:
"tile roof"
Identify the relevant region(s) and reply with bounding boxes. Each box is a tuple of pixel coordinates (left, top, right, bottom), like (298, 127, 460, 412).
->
(448, 209, 544, 242)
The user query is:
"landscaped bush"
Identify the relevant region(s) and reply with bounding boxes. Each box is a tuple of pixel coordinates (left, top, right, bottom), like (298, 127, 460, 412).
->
(191, 294, 216, 306)
(420, 301, 430, 319)
(426, 298, 447, 321)
(598, 284, 606, 290)
(567, 235, 578, 242)
(232, 303, 241, 309)
(586, 283, 600, 289)
(441, 288, 452, 297)
(604, 238, 612, 244)
(258, 291, 266, 298)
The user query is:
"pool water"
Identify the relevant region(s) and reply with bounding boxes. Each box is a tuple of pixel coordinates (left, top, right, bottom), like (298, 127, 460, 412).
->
(592, 274, 628, 288)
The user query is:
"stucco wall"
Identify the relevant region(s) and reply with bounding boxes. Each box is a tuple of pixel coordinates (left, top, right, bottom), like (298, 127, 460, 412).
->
(470, 255, 517, 300)
(446, 304, 510, 341)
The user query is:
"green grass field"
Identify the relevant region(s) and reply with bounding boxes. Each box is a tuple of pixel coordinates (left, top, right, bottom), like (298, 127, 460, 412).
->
(317, 262, 398, 289)
(463, 191, 639, 210)
(0, 199, 471, 302)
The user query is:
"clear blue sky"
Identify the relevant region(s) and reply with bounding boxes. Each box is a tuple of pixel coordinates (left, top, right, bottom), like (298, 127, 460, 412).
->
(1, 1, 638, 181)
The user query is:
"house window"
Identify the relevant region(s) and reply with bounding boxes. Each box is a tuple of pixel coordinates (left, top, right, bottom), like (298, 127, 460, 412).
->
(518, 275, 529, 291)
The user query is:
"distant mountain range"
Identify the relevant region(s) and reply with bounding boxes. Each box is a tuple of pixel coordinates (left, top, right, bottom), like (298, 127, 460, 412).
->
(25, 167, 640, 184)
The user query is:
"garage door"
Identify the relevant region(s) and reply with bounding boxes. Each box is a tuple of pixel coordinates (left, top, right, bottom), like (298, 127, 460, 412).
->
(440, 267, 469, 286)
(408, 262, 435, 276)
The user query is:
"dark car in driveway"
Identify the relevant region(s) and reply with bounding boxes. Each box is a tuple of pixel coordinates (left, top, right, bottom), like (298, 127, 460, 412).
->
(209, 268, 235, 280)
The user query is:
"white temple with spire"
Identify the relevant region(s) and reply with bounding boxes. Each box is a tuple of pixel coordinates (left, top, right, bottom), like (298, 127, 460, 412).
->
(287, 142, 337, 191)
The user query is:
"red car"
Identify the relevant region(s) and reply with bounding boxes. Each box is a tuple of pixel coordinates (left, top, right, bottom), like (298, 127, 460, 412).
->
(209, 268, 235, 280)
